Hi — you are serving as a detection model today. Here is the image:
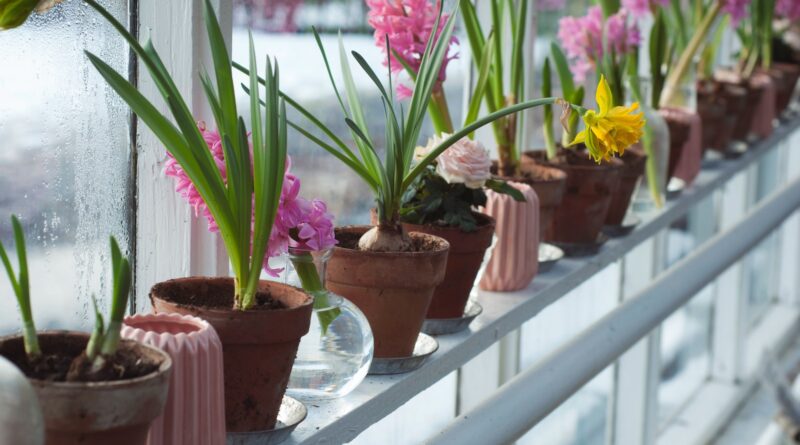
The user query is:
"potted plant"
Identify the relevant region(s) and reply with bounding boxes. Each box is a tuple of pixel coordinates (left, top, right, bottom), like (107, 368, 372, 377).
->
(0, 217, 171, 444)
(83, 0, 313, 432)
(458, 0, 568, 238)
(237, 4, 642, 356)
(772, 3, 800, 114)
(400, 135, 524, 317)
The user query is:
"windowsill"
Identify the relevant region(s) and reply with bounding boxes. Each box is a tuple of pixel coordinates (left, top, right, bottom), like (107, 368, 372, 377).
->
(272, 117, 800, 445)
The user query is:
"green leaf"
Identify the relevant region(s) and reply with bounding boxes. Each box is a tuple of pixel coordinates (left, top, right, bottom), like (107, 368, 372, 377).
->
(486, 179, 526, 201)
(550, 43, 576, 99)
(464, 33, 496, 130)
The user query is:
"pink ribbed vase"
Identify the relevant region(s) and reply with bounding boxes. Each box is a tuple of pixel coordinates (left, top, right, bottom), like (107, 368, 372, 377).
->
(121, 313, 225, 445)
(479, 182, 539, 291)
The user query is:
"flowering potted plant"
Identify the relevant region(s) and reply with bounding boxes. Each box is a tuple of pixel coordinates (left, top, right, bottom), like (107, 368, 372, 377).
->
(772, 1, 800, 114)
(0, 218, 171, 444)
(458, 0, 568, 238)
(240, 5, 644, 355)
(83, 0, 313, 432)
(400, 135, 525, 318)
(524, 6, 643, 249)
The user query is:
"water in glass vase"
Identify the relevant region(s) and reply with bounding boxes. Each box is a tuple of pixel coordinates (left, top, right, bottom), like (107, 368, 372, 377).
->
(284, 248, 373, 399)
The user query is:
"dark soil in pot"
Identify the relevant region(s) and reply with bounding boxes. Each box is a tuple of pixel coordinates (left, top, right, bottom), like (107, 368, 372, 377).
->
(772, 62, 800, 114)
(604, 147, 646, 226)
(150, 277, 312, 432)
(401, 212, 495, 319)
(327, 226, 449, 357)
(492, 159, 567, 240)
(531, 150, 623, 244)
(0, 331, 171, 445)
(697, 80, 729, 153)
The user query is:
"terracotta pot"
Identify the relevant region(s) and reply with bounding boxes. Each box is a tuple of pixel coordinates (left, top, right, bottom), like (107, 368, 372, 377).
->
(605, 147, 646, 226)
(532, 150, 622, 244)
(121, 313, 226, 445)
(494, 158, 566, 240)
(660, 107, 702, 185)
(697, 80, 728, 152)
(479, 182, 539, 291)
(326, 226, 449, 358)
(0, 331, 171, 445)
(716, 70, 768, 141)
(750, 72, 777, 139)
(772, 63, 800, 115)
(149, 278, 312, 432)
(401, 213, 495, 318)
(717, 83, 749, 151)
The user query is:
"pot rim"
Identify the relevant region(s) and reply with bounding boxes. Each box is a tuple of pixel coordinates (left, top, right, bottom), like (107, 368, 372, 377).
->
(123, 312, 211, 340)
(0, 330, 172, 389)
(333, 225, 450, 257)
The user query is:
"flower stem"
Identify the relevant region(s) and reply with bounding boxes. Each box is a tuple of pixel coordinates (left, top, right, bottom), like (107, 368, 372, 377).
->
(430, 86, 454, 134)
(641, 125, 664, 208)
(660, 1, 721, 107)
(292, 252, 341, 334)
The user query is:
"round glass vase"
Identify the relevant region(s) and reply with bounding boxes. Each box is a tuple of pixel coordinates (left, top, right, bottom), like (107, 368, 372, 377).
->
(633, 106, 670, 211)
(284, 247, 373, 400)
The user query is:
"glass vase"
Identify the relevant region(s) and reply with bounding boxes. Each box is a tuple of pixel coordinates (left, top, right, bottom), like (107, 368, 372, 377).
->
(285, 247, 373, 400)
(633, 106, 670, 211)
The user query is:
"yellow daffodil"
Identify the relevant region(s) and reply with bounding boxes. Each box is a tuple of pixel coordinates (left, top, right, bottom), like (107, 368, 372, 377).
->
(570, 76, 646, 163)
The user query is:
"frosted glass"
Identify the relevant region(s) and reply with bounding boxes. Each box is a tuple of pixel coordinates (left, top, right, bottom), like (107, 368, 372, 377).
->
(0, 1, 131, 334)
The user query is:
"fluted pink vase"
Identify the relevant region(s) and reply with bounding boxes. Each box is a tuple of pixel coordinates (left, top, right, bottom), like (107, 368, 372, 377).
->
(121, 313, 225, 445)
(661, 107, 703, 186)
(479, 182, 539, 291)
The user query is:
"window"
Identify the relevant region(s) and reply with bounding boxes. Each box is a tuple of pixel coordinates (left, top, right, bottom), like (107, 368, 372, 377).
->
(0, 0, 132, 333)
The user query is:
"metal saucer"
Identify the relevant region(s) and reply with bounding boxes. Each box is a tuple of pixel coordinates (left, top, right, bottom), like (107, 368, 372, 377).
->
(422, 301, 483, 336)
(538, 243, 564, 273)
(602, 213, 641, 238)
(666, 177, 686, 200)
(552, 233, 609, 258)
(226, 396, 307, 445)
(368, 333, 439, 375)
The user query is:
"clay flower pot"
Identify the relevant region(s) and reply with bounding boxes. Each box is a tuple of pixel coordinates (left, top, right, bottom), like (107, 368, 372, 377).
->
(401, 213, 495, 318)
(0, 331, 171, 445)
(479, 182, 539, 291)
(495, 158, 567, 240)
(326, 226, 449, 358)
(605, 147, 646, 226)
(773, 62, 800, 114)
(750, 72, 777, 139)
(697, 80, 729, 153)
(149, 278, 312, 432)
(121, 313, 226, 445)
(716, 70, 773, 141)
(660, 107, 702, 186)
(532, 150, 622, 244)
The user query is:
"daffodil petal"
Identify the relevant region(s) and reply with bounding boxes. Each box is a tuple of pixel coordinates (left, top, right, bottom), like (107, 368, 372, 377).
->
(596, 75, 613, 116)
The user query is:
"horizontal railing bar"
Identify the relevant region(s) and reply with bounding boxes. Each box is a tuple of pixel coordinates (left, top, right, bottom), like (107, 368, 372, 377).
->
(426, 173, 800, 445)
(285, 119, 800, 445)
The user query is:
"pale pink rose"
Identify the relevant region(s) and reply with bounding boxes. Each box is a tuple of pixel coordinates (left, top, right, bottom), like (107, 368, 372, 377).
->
(426, 134, 492, 189)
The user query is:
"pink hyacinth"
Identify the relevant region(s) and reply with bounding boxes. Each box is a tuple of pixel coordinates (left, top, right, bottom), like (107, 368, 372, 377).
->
(723, 0, 751, 26)
(557, 7, 640, 83)
(366, 0, 458, 99)
(778, 0, 800, 20)
(622, 0, 669, 17)
(164, 123, 337, 277)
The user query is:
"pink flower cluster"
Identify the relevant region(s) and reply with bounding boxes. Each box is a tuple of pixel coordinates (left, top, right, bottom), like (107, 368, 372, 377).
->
(723, 0, 751, 26)
(164, 123, 337, 276)
(366, 0, 458, 99)
(622, 0, 669, 17)
(778, 0, 800, 20)
(557, 7, 641, 83)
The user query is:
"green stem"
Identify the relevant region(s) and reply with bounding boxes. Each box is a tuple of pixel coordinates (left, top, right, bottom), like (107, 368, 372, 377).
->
(661, 1, 721, 107)
(641, 125, 664, 208)
(292, 252, 340, 334)
(430, 86, 454, 134)
(22, 322, 40, 359)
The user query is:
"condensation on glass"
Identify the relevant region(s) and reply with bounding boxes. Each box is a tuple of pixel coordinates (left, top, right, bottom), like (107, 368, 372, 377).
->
(0, 1, 132, 333)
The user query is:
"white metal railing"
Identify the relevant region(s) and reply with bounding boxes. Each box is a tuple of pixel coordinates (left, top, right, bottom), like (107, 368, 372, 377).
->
(426, 172, 800, 444)
(277, 120, 800, 445)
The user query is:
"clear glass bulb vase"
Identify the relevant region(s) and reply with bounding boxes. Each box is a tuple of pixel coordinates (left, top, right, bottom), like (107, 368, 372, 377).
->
(633, 106, 670, 211)
(285, 247, 373, 400)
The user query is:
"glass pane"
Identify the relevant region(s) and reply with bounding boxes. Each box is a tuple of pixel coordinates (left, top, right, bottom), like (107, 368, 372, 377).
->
(232, 0, 463, 225)
(0, 1, 132, 334)
(658, 194, 718, 425)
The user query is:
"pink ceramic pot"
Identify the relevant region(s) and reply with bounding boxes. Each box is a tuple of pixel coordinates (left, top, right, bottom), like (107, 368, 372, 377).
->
(660, 107, 703, 186)
(121, 313, 225, 445)
(479, 182, 539, 292)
